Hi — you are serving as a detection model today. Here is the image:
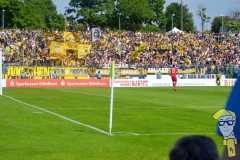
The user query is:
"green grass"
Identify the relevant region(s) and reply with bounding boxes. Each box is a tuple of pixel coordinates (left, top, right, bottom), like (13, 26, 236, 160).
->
(0, 86, 232, 160)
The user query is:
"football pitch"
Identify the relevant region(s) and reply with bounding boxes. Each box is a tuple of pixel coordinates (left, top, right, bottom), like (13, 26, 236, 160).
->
(0, 86, 232, 160)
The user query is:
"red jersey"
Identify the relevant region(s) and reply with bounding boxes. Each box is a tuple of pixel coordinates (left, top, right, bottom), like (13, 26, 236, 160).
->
(170, 67, 178, 77)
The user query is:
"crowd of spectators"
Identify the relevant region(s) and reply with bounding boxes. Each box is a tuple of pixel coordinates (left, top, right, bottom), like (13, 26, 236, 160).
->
(1, 28, 240, 77)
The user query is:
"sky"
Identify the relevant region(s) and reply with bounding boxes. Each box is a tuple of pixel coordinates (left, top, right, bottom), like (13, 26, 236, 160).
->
(52, 0, 240, 31)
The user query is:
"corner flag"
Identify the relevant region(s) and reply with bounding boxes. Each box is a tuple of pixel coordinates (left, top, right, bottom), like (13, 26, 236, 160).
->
(109, 61, 115, 135)
(110, 61, 115, 78)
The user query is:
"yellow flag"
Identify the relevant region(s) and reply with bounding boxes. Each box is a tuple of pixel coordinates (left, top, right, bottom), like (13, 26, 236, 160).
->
(63, 31, 80, 43)
(77, 44, 92, 59)
(131, 43, 146, 60)
(49, 41, 66, 59)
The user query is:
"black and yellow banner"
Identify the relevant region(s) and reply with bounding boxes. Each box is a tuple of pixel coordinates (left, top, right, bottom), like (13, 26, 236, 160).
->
(44, 31, 92, 60)
(131, 43, 147, 60)
(7, 66, 88, 79)
(64, 31, 80, 43)
(49, 41, 66, 59)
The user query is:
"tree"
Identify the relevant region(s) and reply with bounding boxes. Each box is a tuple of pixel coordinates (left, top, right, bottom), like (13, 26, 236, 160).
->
(211, 16, 230, 33)
(69, 0, 166, 31)
(164, 2, 194, 32)
(225, 9, 240, 32)
(0, 0, 23, 29)
(227, 21, 240, 32)
(0, 0, 65, 30)
(68, 0, 115, 28)
(211, 9, 240, 33)
(196, 4, 210, 33)
(227, 8, 240, 20)
(119, 0, 166, 31)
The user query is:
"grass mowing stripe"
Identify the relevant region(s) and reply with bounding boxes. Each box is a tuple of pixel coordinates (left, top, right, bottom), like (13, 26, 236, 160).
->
(59, 90, 112, 98)
(44, 88, 112, 98)
(3, 95, 110, 135)
(112, 132, 217, 136)
(46, 105, 223, 110)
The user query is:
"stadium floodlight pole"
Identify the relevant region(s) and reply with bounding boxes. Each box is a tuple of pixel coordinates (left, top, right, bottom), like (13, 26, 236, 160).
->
(237, 38, 239, 49)
(109, 61, 115, 135)
(181, 0, 183, 31)
(64, 7, 67, 31)
(118, 12, 121, 31)
(172, 14, 175, 29)
(221, 15, 224, 33)
(2, 9, 4, 29)
(0, 47, 2, 95)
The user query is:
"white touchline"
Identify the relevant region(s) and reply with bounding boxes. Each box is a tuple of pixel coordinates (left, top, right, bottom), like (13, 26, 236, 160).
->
(4, 95, 109, 135)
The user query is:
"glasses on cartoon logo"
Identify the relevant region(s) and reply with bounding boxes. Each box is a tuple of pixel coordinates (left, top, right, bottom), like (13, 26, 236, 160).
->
(218, 120, 235, 126)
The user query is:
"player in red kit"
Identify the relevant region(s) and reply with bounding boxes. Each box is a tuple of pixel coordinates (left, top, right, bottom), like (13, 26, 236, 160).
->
(169, 65, 178, 91)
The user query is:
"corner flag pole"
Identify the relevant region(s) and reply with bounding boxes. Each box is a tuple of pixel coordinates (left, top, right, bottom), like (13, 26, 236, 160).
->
(109, 61, 115, 135)
(0, 47, 2, 95)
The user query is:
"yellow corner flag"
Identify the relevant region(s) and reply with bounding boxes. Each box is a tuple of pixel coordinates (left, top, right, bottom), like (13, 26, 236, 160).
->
(110, 61, 115, 78)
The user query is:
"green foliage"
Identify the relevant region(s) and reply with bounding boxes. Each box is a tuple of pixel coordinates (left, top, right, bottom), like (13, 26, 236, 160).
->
(164, 2, 194, 32)
(211, 17, 223, 33)
(211, 16, 230, 33)
(0, 0, 65, 30)
(73, 23, 86, 31)
(227, 21, 240, 32)
(140, 24, 161, 32)
(69, 0, 115, 28)
(69, 0, 166, 31)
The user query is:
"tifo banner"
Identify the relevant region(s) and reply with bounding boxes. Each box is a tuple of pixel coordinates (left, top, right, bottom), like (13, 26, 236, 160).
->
(44, 31, 92, 60)
(43, 32, 60, 46)
(6, 79, 110, 88)
(7, 66, 88, 79)
(88, 68, 147, 77)
(6, 67, 146, 79)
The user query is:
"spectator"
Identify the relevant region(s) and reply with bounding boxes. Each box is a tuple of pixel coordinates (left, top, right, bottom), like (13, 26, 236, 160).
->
(181, 73, 186, 79)
(21, 72, 25, 79)
(126, 74, 130, 79)
(169, 135, 220, 160)
(1, 28, 240, 75)
(204, 74, 208, 79)
(138, 72, 145, 79)
(235, 66, 240, 77)
(97, 71, 102, 79)
(51, 71, 57, 79)
(115, 72, 118, 79)
(156, 71, 162, 79)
